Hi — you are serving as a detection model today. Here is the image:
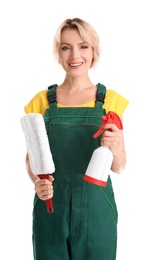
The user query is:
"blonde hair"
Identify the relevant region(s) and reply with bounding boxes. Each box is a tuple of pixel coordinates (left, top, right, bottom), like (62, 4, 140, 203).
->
(53, 18, 100, 68)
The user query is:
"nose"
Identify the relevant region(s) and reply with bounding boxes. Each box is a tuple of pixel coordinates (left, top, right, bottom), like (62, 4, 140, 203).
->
(71, 47, 80, 59)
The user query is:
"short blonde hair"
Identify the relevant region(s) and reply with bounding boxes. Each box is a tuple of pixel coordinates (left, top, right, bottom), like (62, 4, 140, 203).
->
(53, 18, 100, 68)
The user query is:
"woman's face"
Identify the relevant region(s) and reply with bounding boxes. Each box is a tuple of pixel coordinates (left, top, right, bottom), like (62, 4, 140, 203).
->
(59, 28, 94, 77)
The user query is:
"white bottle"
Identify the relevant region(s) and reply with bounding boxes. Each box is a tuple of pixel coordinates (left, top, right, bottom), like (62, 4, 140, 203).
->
(83, 111, 123, 187)
(83, 146, 113, 187)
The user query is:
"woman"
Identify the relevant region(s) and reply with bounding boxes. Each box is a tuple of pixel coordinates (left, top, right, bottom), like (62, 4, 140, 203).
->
(24, 18, 129, 260)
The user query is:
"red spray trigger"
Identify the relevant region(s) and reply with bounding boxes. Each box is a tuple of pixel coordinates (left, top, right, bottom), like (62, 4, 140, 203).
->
(93, 111, 123, 138)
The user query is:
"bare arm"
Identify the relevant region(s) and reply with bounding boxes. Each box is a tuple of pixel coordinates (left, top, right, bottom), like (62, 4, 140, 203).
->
(25, 152, 40, 184)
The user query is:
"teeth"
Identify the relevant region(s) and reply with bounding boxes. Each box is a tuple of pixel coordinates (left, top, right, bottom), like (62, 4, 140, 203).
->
(70, 63, 82, 67)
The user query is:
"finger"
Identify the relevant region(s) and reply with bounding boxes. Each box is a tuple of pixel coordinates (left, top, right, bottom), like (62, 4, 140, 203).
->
(49, 175, 54, 182)
(104, 123, 119, 131)
(40, 187, 54, 200)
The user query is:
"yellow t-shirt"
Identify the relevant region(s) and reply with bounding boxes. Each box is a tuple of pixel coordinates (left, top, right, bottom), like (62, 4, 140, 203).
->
(24, 88, 129, 117)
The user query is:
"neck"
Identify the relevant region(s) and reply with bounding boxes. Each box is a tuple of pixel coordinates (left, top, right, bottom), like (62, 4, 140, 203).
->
(60, 75, 94, 91)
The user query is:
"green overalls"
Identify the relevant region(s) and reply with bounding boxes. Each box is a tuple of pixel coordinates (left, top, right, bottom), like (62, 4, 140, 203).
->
(32, 83, 118, 260)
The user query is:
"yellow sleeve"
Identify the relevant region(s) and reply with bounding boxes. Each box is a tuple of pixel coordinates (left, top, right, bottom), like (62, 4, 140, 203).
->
(24, 88, 129, 118)
(24, 89, 49, 116)
(103, 89, 129, 117)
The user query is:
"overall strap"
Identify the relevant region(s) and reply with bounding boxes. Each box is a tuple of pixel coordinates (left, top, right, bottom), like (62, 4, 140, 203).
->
(95, 83, 106, 108)
(47, 83, 106, 108)
(47, 84, 58, 107)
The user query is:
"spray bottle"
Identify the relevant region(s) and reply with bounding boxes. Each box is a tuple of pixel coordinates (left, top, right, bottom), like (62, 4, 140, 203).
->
(83, 111, 123, 187)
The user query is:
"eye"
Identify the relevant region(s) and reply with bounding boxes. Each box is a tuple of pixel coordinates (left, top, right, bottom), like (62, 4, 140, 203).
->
(80, 45, 88, 49)
(61, 45, 70, 51)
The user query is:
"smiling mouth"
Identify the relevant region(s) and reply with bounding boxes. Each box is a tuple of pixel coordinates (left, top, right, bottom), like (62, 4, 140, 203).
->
(69, 62, 83, 67)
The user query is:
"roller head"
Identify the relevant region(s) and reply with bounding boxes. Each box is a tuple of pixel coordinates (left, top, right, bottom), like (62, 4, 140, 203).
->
(20, 113, 55, 174)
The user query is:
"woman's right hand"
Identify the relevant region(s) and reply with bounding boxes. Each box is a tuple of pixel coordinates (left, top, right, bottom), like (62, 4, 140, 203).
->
(34, 175, 54, 201)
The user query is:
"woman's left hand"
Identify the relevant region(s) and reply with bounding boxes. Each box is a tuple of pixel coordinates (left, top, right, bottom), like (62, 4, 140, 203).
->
(100, 123, 123, 156)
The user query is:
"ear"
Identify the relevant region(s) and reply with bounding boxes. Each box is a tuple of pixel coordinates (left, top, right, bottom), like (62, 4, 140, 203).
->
(90, 57, 94, 68)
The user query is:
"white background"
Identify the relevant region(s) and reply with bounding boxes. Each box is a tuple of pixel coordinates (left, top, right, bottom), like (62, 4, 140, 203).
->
(0, 0, 153, 259)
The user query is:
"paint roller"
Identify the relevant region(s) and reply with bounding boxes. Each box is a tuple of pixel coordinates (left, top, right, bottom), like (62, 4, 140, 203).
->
(20, 113, 55, 213)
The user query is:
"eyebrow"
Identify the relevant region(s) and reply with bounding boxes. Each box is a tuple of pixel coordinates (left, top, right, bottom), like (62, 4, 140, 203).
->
(60, 41, 88, 46)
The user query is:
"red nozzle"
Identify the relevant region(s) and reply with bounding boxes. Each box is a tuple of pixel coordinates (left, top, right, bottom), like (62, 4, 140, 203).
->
(93, 111, 123, 138)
